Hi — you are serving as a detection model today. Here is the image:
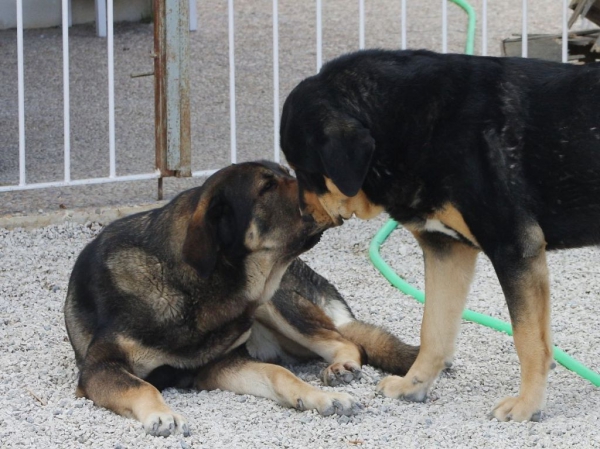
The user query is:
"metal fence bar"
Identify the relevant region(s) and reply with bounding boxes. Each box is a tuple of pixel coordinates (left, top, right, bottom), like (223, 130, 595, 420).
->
(0, 172, 161, 192)
(359, 0, 365, 49)
(166, 0, 182, 170)
(16, 0, 26, 186)
(62, 0, 71, 183)
(316, 0, 322, 72)
(562, 0, 568, 63)
(401, 0, 406, 49)
(3, 1, 579, 194)
(96, 0, 107, 37)
(272, 0, 280, 162)
(482, 0, 487, 56)
(162, 0, 191, 176)
(442, 0, 448, 53)
(521, 0, 528, 57)
(189, 0, 198, 31)
(177, 0, 191, 175)
(228, 0, 237, 163)
(108, 0, 116, 177)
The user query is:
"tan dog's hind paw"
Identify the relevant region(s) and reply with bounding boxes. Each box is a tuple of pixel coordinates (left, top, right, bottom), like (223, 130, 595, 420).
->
(376, 375, 431, 402)
(297, 390, 363, 416)
(321, 361, 362, 386)
(491, 396, 543, 422)
(143, 411, 190, 437)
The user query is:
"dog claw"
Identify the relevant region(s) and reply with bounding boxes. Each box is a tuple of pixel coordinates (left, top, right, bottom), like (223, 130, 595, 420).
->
(530, 411, 542, 422)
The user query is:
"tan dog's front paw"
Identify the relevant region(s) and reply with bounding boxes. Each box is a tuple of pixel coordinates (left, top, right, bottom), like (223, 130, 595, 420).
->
(298, 390, 363, 416)
(321, 361, 362, 386)
(376, 375, 431, 402)
(143, 411, 190, 437)
(491, 396, 543, 422)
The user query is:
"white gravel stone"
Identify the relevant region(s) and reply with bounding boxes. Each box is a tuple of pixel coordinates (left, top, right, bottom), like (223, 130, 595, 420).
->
(1, 216, 599, 448)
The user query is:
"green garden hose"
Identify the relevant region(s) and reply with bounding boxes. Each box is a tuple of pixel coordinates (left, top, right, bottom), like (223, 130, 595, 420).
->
(368, 0, 600, 387)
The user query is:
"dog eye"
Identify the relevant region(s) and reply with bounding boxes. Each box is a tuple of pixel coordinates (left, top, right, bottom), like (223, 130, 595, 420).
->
(259, 179, 277, 195)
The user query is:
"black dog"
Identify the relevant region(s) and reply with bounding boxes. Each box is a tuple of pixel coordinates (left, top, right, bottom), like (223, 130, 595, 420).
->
(64, 161, 418, 436)
(280, 49, 600, 421)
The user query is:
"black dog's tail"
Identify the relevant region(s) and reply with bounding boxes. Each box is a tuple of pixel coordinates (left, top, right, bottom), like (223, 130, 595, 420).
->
(337, 320, 419, 375)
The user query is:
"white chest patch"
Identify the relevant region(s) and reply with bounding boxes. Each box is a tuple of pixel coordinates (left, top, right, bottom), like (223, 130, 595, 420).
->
(323, 300, 354, 328)
(245, 322, 285, 362)
(423, 219, 460, 240)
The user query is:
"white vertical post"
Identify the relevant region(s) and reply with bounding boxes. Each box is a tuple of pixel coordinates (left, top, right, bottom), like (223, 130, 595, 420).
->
(189, 0, 198, 31)
(17, 0, 25, 186)
(95, 0, 107, 37)
(272, 0, 280, 162)
(562, 0, 568, 63)
(316, 0, 322, 72)
(228, 0, 237, 163)
(482, 0, 488, 56)
(108, 0, 116, 177)
(62, 0, 71, 182)
(442, 0, 448, 53)
(521, 0, 528, 57)
(359, 0, 365, 49)
(401, 0, 406, 49)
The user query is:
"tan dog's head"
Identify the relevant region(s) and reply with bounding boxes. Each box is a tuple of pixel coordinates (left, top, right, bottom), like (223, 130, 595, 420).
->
(182, 161, 322, 278)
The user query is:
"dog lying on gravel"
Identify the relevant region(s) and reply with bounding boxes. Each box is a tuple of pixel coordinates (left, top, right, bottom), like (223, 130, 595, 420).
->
(64, 161, 418, 437)
(280, 49, 600, 422)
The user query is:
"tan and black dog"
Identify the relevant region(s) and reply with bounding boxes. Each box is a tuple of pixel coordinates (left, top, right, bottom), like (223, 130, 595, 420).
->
(280, 49, 600, 422)
(64, 161, 418, 437)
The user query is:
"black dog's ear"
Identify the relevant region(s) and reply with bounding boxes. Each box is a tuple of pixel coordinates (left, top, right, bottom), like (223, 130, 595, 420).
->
(182, 195, 234, 278)
(318, 120, 375, 197)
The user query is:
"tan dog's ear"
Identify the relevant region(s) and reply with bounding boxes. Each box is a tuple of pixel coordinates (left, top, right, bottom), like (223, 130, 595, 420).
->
(183, 197, 232, 278)
(319, 119, 375, 197)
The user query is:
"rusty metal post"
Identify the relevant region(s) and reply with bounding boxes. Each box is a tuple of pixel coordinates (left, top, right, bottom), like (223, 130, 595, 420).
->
(154, 0, 192, 200)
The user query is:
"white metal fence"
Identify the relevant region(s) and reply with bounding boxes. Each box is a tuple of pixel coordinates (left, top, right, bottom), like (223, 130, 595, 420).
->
(0, 0, 587, 194)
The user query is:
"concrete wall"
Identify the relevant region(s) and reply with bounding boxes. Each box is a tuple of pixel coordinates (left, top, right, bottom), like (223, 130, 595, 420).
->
(0, 0, 152, 30)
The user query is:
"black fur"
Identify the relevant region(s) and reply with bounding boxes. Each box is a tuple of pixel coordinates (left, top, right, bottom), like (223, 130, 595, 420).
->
(281, 49, 600, 250)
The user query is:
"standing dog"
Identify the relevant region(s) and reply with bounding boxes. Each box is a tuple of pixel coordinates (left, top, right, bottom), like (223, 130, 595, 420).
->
(279, 49, 600, 421)
(64, 161, 418, 436)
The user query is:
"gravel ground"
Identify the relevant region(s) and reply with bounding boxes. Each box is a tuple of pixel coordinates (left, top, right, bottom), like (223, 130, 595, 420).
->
(1, 215, 600, 448)
(2, 1, 599, 447)
(0, 0, 572, 215)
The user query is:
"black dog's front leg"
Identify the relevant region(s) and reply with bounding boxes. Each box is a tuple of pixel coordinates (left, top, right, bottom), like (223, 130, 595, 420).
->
(488, 223, 553, 422)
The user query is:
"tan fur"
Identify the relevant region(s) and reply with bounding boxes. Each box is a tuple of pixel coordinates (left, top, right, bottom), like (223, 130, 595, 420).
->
(244, 252, 290, 304)
(112, 383, 172, 420)
(337, 321, 418, 375)
(255, 302, 362, 367)
(107, 249, 186, 322)
(196, 358, 356, 414)
(225, 329, 253, 354)
(300, 177, 384, 228)
(323, 178, 385, 220)
(378, 238, 479, 400)
(302, 190, 338, 227)
(64, 298, 93, 365)
(92, 379, 187, 435)
(492, 248, 552, 421)
(428, 203, 479, 246)
(115, 335, 227, 377)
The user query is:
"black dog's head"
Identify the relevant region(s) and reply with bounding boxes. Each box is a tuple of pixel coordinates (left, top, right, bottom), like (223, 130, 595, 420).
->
(182, 161, 322, 278)
(280, 75, 383, 229)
